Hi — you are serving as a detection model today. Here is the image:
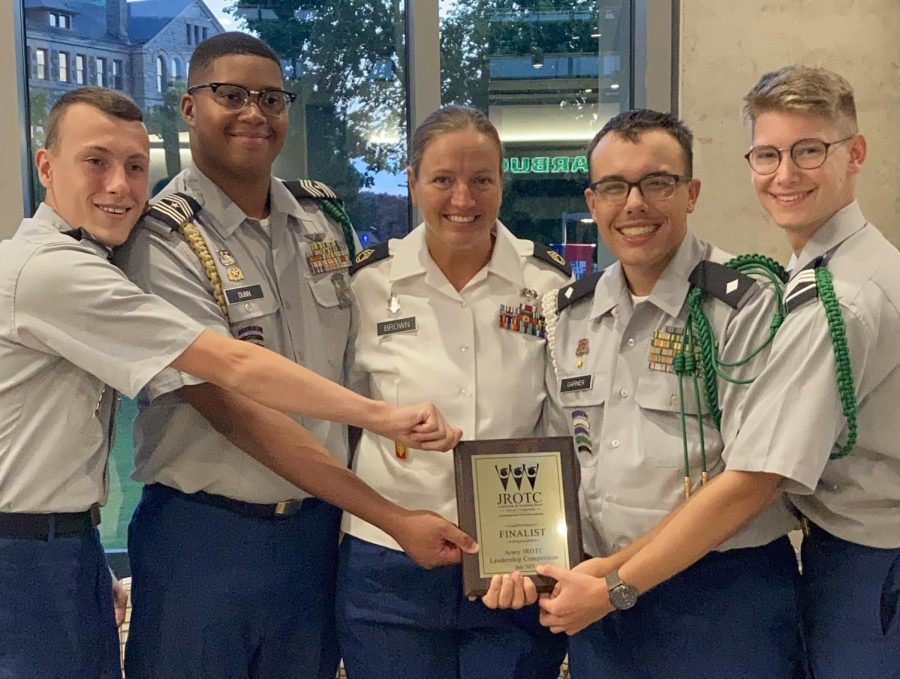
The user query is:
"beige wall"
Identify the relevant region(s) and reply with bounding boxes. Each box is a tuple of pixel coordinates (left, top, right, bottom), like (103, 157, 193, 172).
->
(1, 6, 28, 238)
(679, 0, 900, 259)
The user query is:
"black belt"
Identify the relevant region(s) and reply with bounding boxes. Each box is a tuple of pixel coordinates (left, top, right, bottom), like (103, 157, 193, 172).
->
(0, 504, 101, 540)
(152, 484, 308, 519)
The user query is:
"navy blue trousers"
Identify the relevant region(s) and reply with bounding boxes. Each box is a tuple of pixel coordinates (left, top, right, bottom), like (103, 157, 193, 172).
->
(0, 528, 120, 679)
(800, 524, 900, 679)
(568, 537, 805, 679)
(335, 535, 567, 679)
(124, 484, 341, 679)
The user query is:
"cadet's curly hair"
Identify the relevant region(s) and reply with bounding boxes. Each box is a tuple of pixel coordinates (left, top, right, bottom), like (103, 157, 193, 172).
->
(585, 109, 694, 178)
(743, 65, 857, 133)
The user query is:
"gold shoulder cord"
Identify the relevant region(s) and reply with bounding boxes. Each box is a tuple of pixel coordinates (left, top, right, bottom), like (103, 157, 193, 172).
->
(179, 221, 230, 322)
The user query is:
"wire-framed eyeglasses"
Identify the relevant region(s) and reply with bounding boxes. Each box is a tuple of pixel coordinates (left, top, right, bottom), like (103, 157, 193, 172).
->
(187, 82, 297, 116)
(744, 136, 854, 175)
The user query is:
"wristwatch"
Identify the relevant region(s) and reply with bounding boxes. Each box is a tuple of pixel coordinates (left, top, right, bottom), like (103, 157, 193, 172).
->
(605, 570, 639, 610)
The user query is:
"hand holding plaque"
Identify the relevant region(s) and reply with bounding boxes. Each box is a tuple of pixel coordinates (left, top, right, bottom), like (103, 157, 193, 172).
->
(453, 437, 582, 598)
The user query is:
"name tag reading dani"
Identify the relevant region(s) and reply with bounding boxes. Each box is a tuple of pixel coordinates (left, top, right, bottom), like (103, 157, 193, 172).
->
(225, 285, 264, 304)
(377, 316, 417, 337)
(560, 375, 593, 393)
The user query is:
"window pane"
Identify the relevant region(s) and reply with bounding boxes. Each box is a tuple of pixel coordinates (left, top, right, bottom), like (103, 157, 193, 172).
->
(238, 1, 411, 243)
(439, 1, 630, 276)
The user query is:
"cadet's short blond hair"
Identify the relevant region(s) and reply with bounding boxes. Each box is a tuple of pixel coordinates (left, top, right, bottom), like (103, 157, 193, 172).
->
(45, 87, 143, 151)
(743, 65, 857, 133)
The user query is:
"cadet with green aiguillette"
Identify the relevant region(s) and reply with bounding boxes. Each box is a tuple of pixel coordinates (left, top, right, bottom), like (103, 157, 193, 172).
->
(532, 109, 805, 678)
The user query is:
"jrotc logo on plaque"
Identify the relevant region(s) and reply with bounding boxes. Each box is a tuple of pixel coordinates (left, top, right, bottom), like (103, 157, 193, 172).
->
(227, 266, 245, 282)
(307, 239, 351, 275)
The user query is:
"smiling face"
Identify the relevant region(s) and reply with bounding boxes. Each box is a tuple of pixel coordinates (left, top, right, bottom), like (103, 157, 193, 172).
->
(35, 102, 150, 247)
(750, 110, 866, 252)
(585, 129, 700, 294)
(182, 54, 287, 181)
(407, 128, 502, 258)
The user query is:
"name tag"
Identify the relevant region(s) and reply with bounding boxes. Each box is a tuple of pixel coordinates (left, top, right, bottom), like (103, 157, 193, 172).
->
(226, 285, 264, 304)
(560, 375, 593, 393)
(377, 316, 417, 336)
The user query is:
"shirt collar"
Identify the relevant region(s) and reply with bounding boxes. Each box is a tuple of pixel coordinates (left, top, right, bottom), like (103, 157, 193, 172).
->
(388, 220, 523, 287)
(790, 200, 867, 275)
(589, 231, 705, 320)
(32, 202, 114, 259)
(186, 167, 293, 239)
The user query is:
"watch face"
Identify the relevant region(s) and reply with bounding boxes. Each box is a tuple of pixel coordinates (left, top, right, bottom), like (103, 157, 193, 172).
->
(610, 583, 638, 610)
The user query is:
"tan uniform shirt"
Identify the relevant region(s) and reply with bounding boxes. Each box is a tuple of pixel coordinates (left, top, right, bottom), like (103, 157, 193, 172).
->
(116, 168, 352, 503)
(0, 204, 203, 513)
(546, 232, 798, 557)
(343, 222, 572, 550)
(726, 201, 900, 548)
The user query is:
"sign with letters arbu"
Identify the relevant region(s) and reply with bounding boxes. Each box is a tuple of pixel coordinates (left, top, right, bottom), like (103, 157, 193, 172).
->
(453, 437, 583, 597)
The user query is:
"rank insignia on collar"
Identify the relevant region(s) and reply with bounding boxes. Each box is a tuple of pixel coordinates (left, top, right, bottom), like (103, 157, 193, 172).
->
(499, 302, 546, 338)
(218, 249, 236, 267)
(387, 293, 401, 315)
(227, 266, 245, 282)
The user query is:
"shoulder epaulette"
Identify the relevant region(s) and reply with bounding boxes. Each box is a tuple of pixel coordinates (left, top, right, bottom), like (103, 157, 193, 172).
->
(531, 242, 572, 276)
(784, 255, 828, 313)
(145, 192, 202, 230)
(557, 270, 604, 312)
(350, 241, 391, 275)
(688, 260, 757, 310)
(282, 179, 338, 201)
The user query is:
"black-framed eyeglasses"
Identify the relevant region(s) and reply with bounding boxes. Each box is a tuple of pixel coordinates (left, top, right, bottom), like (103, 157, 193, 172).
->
(589, 172, 692, 205)
(187, 82, 297, 116)
(744, 136, 854, 175)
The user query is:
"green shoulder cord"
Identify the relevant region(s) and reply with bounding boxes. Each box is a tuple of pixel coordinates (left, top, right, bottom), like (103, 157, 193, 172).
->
(814, 266, 858, 459)
(320, 198, 357, 260)
(673, 254, 788, 498)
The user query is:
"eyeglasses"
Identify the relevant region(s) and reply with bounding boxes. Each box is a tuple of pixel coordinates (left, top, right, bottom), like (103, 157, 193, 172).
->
(589, 172, 691, 205)
(744, 136, 854, 175)
(187, 82, 297, 116)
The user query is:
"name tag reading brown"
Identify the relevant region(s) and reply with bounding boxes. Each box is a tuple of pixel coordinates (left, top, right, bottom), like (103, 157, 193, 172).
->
(454, 437, 582, 597)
